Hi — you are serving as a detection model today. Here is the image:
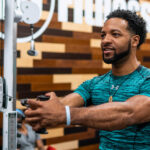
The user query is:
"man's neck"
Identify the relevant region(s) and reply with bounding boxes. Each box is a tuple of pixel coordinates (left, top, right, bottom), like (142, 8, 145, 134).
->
(111, 57, 140, 76)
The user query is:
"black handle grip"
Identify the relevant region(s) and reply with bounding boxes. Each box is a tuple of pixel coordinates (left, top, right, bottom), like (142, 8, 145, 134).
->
(37, 95, 50, 101)
(20, 98, 29, 107)
(35, 128, 48, 134)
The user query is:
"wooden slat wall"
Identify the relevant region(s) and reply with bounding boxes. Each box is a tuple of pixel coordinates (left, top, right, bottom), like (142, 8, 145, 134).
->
(0, 0, 150, 149)
(16, 1, 101, 149)
(16, 0, 150, 149)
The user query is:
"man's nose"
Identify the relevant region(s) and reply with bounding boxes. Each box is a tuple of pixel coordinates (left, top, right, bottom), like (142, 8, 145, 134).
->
(102, 34, 112, 44)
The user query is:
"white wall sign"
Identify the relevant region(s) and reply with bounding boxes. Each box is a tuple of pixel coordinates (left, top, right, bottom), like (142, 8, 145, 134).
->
(58, 0, 150, 32)
(0, 0, 150, 38)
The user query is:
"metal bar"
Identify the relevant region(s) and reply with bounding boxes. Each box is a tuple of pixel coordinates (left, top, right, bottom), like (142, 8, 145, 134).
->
(4, 0, 15, 103)
(13, 23, 17, 110)
(3, 0, 17, 149)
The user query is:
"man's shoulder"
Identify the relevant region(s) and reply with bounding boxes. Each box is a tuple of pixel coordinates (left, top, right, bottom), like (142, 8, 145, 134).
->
(138, 65, 150, 79)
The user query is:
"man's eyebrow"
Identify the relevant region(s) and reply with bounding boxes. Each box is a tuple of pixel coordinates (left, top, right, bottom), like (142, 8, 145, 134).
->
(111, 29, 121, 32)
(101, 29, 121, 33)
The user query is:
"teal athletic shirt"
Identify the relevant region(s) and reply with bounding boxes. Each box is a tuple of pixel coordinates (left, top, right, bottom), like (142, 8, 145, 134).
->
(74, 65, 150, 150)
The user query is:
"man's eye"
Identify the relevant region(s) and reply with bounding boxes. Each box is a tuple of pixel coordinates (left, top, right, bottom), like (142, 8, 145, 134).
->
(100, 34, 105, 39)
(113, 33, 120, 37)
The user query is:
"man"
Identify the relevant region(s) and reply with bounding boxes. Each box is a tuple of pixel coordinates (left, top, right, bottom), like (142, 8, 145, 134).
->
(25, 9, 150, 149)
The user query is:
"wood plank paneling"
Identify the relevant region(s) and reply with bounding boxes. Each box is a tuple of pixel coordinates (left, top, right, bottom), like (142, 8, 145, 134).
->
(46, 128, 96, 145)
(34, 59, 101, 69)
(91, 48, 102, 60)
(42, 35, 90, 45)
(31, 83, 71, 91)
(51, 140, 78, 150)
(53, 74, 98, 90)
(66, 44, 91, 53)
(17, 68, 72, 74)
(76, 144, 99, 150)
(42, 52, 92, 60)
(41, 127, 64, 139)
(14, 1, 150, 149)
(73, 32, 100, 40)
(17, 75, 53, 84)
(17, 90, 73, 99)
(72, 68, 109, 74)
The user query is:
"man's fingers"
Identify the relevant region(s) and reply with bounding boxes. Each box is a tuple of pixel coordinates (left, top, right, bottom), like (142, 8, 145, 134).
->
(32, 124, 42, 131)
(45, 92, 56, 99)
(26, 122, 42, 131)
(27, 99, 42, 109)
(25, 108, 41, 117)
(25, 116, 40, 124)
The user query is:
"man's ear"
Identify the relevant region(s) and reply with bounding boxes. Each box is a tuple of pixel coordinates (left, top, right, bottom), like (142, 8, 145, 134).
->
(131, 35, 140, 47)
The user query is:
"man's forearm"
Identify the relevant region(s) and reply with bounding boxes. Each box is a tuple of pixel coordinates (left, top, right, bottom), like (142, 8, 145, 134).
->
(25, 94, 150, 131)
(59, 93, 85, 107)
(70, 101, 135, 131)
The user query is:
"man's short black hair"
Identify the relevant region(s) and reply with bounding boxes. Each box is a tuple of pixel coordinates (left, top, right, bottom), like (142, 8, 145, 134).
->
(106, 9, 147, 48)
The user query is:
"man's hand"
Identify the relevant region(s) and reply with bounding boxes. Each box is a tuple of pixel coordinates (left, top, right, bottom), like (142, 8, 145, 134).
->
(25, 92, 66, 131)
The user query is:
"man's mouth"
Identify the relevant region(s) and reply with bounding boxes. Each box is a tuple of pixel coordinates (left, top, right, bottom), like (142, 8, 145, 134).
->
(103, 50, 113, 54)
(103, 48, 115, 54)
(102, 47, 115, 51)
(103, 48, 115, 52)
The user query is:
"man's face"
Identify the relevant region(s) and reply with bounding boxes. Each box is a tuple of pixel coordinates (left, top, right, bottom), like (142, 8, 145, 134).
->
(101, 18, 132, 64)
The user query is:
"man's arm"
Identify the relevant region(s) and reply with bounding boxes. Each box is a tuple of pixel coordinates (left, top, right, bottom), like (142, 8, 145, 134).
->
(70, 95, 150, 131)
(25, 93, 150, 131)
(46, 92, 85, 107)
(25, 92, 85, 129)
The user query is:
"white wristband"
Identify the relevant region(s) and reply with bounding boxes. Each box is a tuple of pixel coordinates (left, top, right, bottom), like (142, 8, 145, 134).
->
(65, 106, 71, 126)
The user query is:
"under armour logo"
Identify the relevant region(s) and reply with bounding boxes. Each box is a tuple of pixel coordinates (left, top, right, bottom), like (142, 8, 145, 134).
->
(111, 85, 119, 90)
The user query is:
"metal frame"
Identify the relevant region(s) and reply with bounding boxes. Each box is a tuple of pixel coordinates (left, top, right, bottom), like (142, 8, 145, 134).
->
(3, 0, 17, 149)
(1, 0, 54, 149)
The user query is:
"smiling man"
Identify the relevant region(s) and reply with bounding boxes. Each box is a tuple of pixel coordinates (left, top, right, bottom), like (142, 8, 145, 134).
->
(25, 10, 150, 149)
(101, 18, 132, 64)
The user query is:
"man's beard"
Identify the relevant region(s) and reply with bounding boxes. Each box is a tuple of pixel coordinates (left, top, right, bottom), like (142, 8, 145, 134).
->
(102, 42, 131, 64)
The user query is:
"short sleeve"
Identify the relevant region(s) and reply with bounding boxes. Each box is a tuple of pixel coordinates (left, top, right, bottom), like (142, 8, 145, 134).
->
(139, 77, 150, 97)
(74, 79, 92, 106)
(35, 133, 41, 140)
